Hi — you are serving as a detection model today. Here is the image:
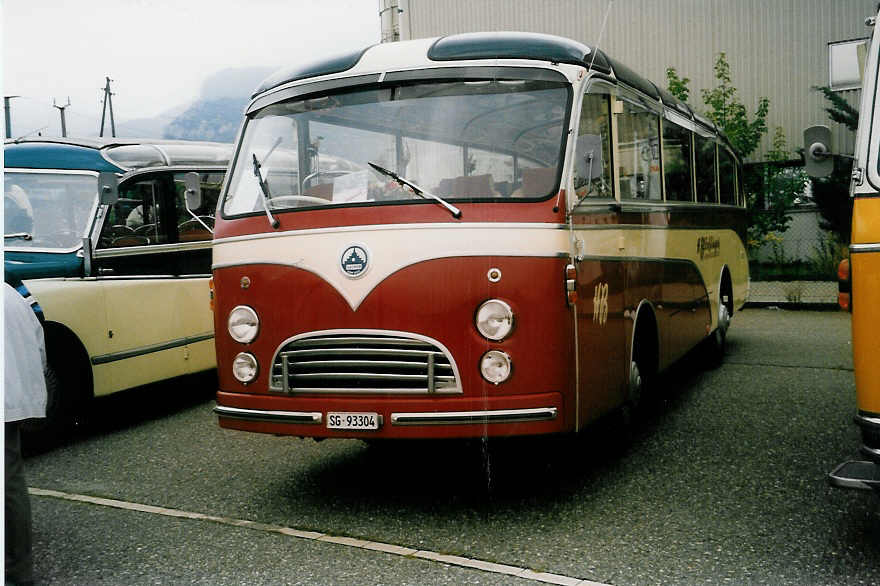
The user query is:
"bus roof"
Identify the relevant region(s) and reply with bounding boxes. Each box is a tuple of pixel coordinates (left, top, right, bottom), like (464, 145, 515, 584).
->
(4, 137, 232, 172)
(250, 32, 732, 154)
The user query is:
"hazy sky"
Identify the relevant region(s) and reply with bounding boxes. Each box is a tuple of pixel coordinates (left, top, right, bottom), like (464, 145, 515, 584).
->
(1, 0, 381, 137)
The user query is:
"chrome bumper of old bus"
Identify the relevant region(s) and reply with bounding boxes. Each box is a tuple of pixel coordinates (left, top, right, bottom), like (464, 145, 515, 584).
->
(214, 405, 323, 425)
(389, 407, 557, 426)
(214, 405, 557, 426)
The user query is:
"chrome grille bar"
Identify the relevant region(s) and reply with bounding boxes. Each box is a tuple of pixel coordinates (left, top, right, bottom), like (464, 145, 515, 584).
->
(270, 332, 460, 395)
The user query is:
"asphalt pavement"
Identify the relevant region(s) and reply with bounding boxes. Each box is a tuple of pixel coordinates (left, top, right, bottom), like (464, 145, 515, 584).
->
(20, 308, 880, 585)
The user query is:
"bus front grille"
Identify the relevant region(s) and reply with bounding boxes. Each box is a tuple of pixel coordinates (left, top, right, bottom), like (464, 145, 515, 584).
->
(270, 332, 461, 395)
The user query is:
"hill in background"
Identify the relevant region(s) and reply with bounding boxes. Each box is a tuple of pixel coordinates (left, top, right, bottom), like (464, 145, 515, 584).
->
(162, 66, 274, 142)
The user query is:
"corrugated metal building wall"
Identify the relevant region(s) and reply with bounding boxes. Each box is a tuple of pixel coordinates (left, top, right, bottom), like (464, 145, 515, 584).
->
(398, 0, 875, 162)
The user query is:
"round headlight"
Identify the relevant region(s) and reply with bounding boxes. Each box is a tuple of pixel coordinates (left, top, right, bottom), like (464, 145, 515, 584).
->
(475, 299, 514, 341)
(232, 352, 258, 383)
(480, 350, 512, 384)
(228, 305, 259, 343)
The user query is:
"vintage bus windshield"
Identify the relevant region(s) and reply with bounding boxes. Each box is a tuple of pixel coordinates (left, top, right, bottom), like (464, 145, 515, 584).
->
(4, 171, 98, 251)
(223, 78, 570, 216)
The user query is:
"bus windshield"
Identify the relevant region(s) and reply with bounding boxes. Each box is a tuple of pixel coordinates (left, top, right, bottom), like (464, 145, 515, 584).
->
(223, 77, 570, 217)
(4, 171, 98, 251)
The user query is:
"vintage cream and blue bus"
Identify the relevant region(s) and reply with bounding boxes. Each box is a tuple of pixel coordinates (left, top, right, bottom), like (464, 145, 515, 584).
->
(4, 137, 230, 431)
(208, 33, 748, 440)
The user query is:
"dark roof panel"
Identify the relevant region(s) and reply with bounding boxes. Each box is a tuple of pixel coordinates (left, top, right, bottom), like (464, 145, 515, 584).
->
(428, 32, 611, 72)
(253, 47, 372, 97)
(606, 57, 660, 100)
(3, 142, 122, 171)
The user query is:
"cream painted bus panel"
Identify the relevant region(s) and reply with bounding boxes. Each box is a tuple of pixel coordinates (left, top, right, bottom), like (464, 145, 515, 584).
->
(24, 279, 113, 359)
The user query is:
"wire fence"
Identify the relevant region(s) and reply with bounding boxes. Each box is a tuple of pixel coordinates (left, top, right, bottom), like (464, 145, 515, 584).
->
(747, 207, 841, 305)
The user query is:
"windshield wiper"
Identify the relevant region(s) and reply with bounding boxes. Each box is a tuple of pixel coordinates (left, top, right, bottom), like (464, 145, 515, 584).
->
(4, 233, 33, 241)
(251, 150, 280, 229)
(368, 162, 461, 219)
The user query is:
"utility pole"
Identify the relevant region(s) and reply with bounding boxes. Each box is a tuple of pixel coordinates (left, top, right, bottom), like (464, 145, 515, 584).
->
(53, 97, 71, 137)
(99, 77, 116, 137)
(4, 95, 19, 138)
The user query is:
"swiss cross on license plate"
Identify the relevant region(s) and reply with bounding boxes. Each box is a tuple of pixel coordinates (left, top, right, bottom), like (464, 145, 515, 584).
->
(327, 412, 379, 430)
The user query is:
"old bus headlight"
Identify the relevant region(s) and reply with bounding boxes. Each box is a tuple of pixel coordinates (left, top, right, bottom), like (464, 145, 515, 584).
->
(228, 305, 259, 343)
(480, 350, 512, 384)
(475, 299, 514, 341)
(232, 352, 258, 383)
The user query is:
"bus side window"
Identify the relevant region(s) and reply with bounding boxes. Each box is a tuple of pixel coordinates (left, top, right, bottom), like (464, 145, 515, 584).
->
(662, 120, 694, 202)
(174, 171, 222, 242)
(617, 99, 662, 201)
(573, 93, 613, 199)
(99, 179, 167, 248)
(694, 135, 718, 203)
(718, 147, 737, 205)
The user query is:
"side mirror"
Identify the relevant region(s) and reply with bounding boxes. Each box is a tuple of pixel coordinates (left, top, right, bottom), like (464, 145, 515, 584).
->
(184, 171, 203, 211)
(803, 125, 834, 178)
(98, 172, 119, 205)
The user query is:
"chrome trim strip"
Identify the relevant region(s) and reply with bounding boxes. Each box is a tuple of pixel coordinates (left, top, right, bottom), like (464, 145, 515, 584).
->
(390, 407, 557, 426)
(214, 405, 322, 425)
(850, 243, 880, 253)
(94, 240, 212, 258)
(856, 413, 880, 430)
(91, 332, 214, 365)
(861, 445, 880, 463)
(212, 222, 568, 246)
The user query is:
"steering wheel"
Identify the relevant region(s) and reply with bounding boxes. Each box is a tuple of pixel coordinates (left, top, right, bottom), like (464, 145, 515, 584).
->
(178, 216, 215, 231)
(269, 195, 330, 208)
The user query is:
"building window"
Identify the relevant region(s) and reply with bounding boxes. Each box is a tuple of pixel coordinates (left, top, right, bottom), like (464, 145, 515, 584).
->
(829, 38, 868, 91)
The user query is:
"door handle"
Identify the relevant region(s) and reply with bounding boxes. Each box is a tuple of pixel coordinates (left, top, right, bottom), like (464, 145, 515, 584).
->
(98, 268, 115, 275)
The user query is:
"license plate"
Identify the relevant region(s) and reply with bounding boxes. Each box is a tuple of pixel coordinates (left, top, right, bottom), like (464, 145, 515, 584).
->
(327, 412, 379, 430)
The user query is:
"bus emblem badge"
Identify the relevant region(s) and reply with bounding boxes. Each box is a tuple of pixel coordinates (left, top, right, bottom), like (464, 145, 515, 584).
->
(341, 245, 369, 278)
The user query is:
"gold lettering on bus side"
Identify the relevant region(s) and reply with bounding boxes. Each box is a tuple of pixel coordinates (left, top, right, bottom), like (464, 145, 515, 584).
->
(593, 282, 609, 326)
(697, 235, 721, 260)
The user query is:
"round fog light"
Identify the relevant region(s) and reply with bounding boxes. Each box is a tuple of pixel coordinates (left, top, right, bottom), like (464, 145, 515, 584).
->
(232, 352, 258, 383)
(480, 350, 512, 384)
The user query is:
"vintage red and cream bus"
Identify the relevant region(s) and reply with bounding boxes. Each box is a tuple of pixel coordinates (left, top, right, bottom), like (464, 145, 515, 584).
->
(207, 32, 748, 440)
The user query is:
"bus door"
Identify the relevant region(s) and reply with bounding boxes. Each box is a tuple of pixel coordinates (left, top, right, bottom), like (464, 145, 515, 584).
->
(570, 84, 629, 426)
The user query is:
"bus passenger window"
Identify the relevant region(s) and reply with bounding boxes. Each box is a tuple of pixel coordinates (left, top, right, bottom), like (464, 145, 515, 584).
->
(573, 93, 612, 199)
(174, 172, 222, 242)
(99, 179, 167, 248)
(718, 147, 737, 205)
(617, 99, 662, 201)
(695, 135, 718, 203)
(662, 121, 693, 202)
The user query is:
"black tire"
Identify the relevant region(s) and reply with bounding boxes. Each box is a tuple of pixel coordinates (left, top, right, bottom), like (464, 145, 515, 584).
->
(21, 364, 77, 447)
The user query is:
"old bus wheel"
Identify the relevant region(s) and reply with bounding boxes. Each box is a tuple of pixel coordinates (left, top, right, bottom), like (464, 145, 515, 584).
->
(705, 296, 732, 367)
(21, 365, 75, 449)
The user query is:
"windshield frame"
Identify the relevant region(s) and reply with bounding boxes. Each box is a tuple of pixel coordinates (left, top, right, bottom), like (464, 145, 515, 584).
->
(222, 66, 574, 221)
(4, 168, 102, 254)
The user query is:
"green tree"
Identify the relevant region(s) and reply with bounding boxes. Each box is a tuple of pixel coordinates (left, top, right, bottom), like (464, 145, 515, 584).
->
(665, 67, 690, 102)
(747, 127, 807, 247)
(700, 53, 770, 159)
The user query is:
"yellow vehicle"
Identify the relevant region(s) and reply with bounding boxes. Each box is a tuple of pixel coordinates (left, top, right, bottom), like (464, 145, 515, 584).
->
(806, 10, 880, 491)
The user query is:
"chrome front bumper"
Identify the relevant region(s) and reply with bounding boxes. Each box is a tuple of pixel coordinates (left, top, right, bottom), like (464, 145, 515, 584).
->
(214, 405, 557, 427)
